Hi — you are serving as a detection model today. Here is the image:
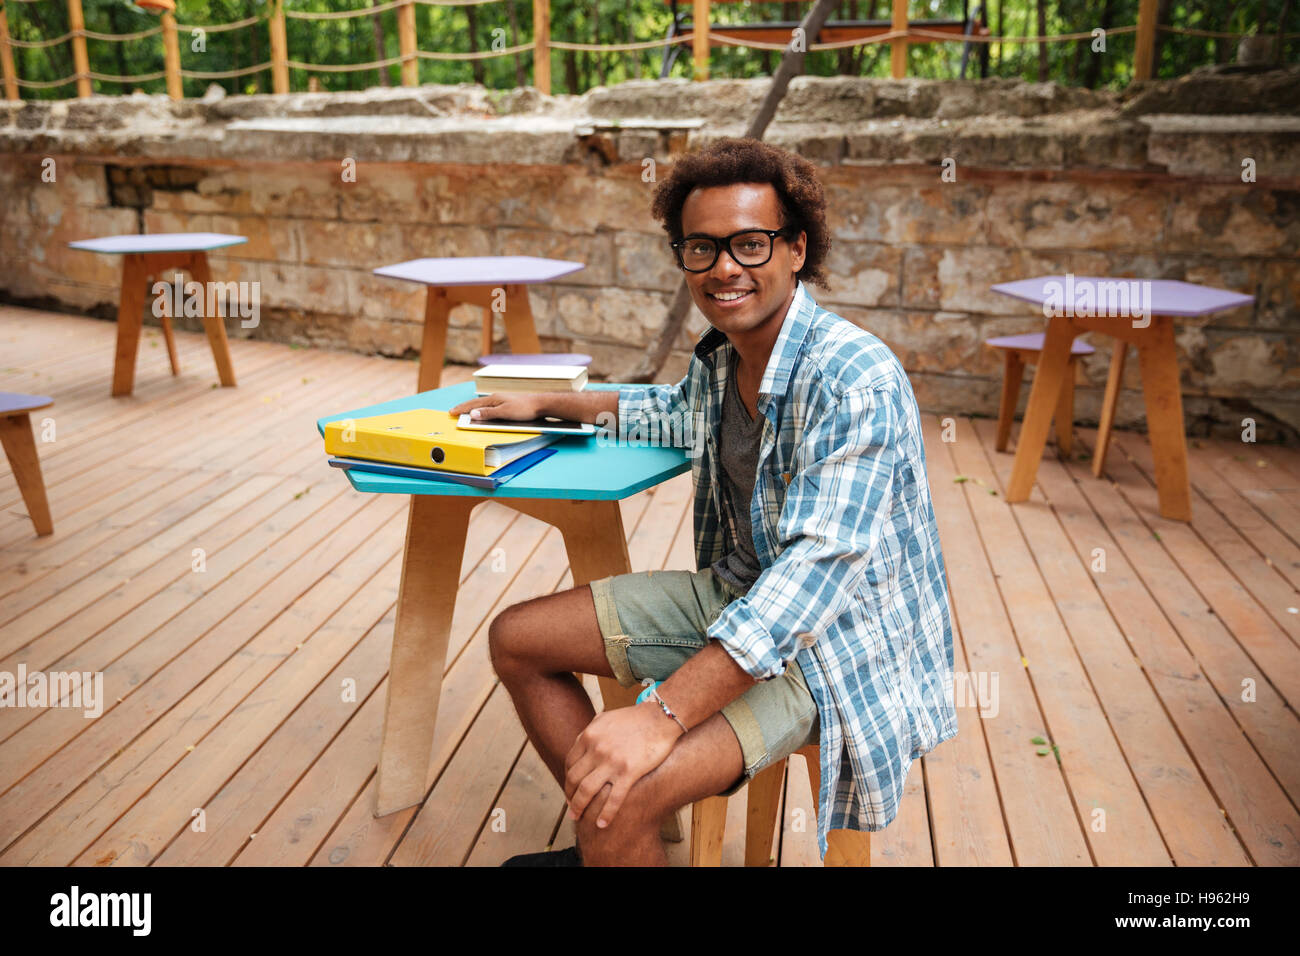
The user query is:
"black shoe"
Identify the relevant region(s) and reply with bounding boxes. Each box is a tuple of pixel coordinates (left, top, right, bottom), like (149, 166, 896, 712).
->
(500, 845, 583, 867)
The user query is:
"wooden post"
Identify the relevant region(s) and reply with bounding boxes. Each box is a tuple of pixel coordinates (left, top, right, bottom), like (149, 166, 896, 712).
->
(397, 0, 417, 86)
(161, 11, 182, 100)
(269, 0, 289, 94)
(1133, 0, 1158, 80)
(890, 0, 908, 79)
(66, 0, 92, 97)
(0, 5, 20, 102)
(532, 0, 550, 94)
(692, 0, 710, 80)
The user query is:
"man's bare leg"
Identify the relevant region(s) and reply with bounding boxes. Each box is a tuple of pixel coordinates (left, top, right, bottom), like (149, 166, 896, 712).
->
(488, 585, 620, 786)
(488, 584, 746, 864)
(574, 712, 744, 866)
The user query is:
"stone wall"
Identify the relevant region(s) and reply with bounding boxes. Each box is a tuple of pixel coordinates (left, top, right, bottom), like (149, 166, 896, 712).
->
(2, 70, 1298, 440)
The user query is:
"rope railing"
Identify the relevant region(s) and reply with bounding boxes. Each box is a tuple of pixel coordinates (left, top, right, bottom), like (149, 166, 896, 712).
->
(1, 0, 1293, 104)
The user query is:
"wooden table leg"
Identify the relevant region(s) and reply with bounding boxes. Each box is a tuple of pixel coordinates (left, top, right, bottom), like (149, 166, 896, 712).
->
(1054, 355, 1077, 457)
(995, 350, 1024, 452)
(417, 287, 451, 393)
(1006, 314, 1079, 503)
(160, 313, 180, 376)
(187, 252, 236, 387)
(0, 412, 53, 536)
(374, 494, 477, 816)
(1093, 341, 1127, 478)
(501, 283, 543, 356)
(1136, 316, 1192, 521)
(111, 254, 149, 397)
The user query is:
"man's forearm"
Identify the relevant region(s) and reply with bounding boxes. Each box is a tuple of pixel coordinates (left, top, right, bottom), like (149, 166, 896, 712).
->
(536, 389, 619, 426)
(653, 641, 757, 731)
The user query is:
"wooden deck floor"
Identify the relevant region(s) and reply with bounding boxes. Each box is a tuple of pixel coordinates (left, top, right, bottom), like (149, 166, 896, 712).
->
(1, 304, 1298, 867)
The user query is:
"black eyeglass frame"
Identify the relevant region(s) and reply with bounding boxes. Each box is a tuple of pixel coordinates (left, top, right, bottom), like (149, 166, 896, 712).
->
(670, 228, 797, 273)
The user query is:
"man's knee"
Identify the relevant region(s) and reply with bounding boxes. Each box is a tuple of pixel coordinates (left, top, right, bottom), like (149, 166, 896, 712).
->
(487, 603, 529, 679)
(575, 778, 667, 853)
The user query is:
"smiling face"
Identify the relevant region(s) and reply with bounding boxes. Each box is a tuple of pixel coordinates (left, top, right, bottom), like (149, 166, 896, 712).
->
(677, 182, 807, 347)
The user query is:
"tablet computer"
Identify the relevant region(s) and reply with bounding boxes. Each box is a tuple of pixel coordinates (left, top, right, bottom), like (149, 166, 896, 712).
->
(457, 413, 596, 436)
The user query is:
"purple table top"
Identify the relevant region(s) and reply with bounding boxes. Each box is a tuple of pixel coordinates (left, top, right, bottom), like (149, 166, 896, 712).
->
(0, 392, 54, 414)
(373, 256, 585, 286)
(991, 276, 1254, 318)
(985, 333, 1094, 355)
(68, 232, 249, 254)
(476, 353, 593, 367)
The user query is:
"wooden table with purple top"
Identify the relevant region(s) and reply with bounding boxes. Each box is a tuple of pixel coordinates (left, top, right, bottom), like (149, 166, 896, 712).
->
(991, 276, 1254, 521)
(373, 256, 585, 392)
(68, 232, 248, 397)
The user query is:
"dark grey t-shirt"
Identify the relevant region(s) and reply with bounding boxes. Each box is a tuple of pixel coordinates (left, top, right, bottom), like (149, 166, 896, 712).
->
(710, 349, 764, 597)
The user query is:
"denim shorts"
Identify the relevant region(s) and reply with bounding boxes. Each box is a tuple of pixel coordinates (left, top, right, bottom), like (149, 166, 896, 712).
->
(588, 567, 819, 797)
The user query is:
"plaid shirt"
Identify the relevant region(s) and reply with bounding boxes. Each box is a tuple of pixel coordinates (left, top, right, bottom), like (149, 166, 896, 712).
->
(617, 280, 957, 859)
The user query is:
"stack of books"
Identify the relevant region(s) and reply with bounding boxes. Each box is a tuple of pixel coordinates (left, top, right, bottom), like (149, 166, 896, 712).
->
(473, 364, 587, 395)
(323, 409, 561, 490)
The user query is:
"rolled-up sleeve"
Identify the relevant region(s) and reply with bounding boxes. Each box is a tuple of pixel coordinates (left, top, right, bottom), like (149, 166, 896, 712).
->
(706, 384, 900, 681)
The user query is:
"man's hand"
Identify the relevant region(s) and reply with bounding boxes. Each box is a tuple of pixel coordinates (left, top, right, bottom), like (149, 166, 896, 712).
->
(564, 702, 682, 828)
(448, 392, 543, 422)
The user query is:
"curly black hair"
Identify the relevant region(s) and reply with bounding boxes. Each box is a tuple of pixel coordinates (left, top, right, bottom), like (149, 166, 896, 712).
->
(650, 137, 832, 291)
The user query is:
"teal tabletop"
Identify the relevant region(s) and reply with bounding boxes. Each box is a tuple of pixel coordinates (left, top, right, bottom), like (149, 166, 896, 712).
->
(315, 381, 690, 501)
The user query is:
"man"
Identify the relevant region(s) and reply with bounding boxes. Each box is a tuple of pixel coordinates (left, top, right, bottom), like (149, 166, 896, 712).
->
(449, 137, 956, 866)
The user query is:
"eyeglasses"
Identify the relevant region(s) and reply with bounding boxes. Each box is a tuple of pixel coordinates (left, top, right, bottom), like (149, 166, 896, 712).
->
(670, 228, 794, 273)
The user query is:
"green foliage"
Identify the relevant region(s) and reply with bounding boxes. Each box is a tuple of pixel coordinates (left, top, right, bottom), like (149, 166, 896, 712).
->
(6, 1, 1298, 100)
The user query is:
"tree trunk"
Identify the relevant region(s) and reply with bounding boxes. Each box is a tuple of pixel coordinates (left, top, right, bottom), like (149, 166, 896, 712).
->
(838, 0, 858, 74)
(996, 0, 1003, 72)
(1036, 0, 1048, 81)
(505, 0, 526, 87)
(564, 48, 579, 92)
(466, 3, 485, 85)
(619, 0, 842, 384)
(370, 0, 389, 86)
(593, 3, 606, 86)
(1150, 0, 1173, 78)
(624, 0, 637, 81)
(108, 4, 129, 85)
(1083, 0, 1113, 88)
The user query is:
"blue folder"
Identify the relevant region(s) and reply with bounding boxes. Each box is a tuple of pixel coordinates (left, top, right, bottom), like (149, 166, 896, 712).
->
(328, 446, 558, 490)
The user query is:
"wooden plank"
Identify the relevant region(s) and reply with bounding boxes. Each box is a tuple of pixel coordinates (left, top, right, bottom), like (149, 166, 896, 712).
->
(1189, 440, 1300, 550)
(973, 418, 1247, 866)
(919, 415, 1036, 866)
(0, 494, 405, 861)
(154, 609, 395, 865)
(72, 544, 409, 866)
(388, 683, 526, 866)
(948, 416, 1169, 865)
(1104, 431, 1300, 704)
(0, 474, 336, 742)
(1025, 433, 1300, 865)
(0, 474, 280, 641)
(1140, 437, 1300, 597)
(1056, 447, 1300, 806)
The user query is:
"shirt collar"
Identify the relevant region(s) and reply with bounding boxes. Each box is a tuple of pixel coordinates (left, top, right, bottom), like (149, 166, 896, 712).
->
(693, 279, 816, 400)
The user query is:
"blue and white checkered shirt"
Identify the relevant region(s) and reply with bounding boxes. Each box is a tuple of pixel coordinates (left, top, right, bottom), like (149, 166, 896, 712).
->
(617, 280, 957, 859)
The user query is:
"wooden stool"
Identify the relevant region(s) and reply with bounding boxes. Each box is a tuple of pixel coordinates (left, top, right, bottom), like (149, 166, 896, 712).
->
(0, 392, 55, 536)
(689, 744, 871, 867)
(986, 333, 1095, 456)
